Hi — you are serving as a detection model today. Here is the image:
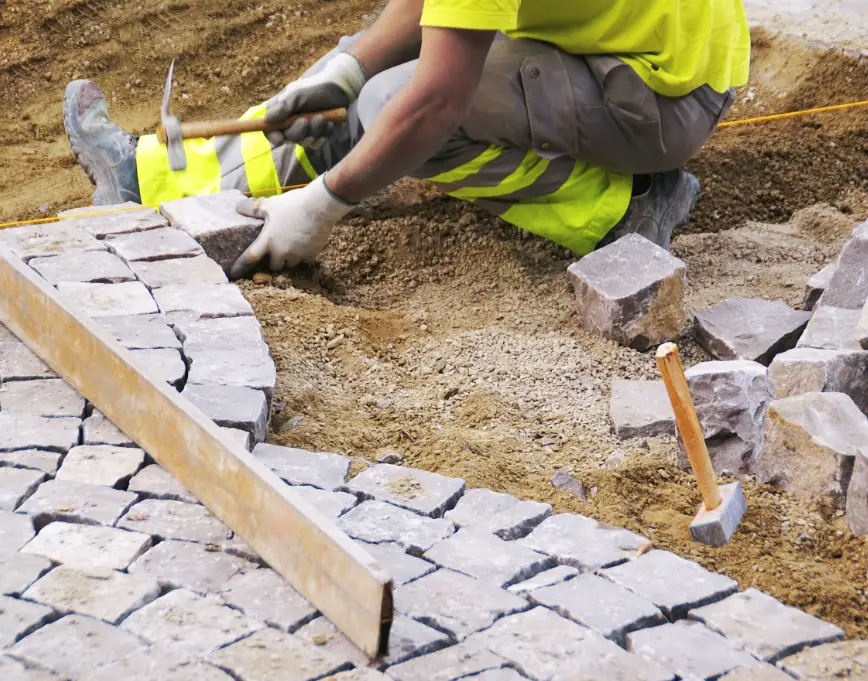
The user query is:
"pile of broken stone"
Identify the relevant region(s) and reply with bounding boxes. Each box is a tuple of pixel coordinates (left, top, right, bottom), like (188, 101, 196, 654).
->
(570, 223, 868, 536)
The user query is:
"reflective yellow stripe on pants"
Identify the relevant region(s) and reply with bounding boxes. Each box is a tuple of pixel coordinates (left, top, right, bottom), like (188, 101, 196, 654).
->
(137, 104, 287, 208)
(424, 145, 632, 256)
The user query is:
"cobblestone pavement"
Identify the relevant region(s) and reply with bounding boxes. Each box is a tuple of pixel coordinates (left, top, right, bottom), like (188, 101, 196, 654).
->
(0, 198, 863, 680)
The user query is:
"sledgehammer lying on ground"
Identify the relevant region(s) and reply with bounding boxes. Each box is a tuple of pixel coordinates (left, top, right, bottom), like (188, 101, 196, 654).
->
(155, 60, 347, 171)
(656, 343, 747, 547)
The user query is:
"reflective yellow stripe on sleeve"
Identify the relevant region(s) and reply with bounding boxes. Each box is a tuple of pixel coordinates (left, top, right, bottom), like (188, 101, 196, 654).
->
(239, 104, 283, 197)
(136, 134, 222, 208)
(426, 145, 504, 184)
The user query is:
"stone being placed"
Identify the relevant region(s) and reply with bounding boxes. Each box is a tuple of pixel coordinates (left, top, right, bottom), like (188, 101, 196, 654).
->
(797, 305, 863, 351)
(677, 361, 772, 477)
(472, 606, 673, 681)
(106, 226, 205, 263)
(60, 201, 168, 238)
(97, 313, 182, 350)
(186, 348, 276, 396)
(600, 549, 738, 620)
(424, 527, 554, 587)
(153, 283, 253, 322)
(56, 445, 145, 487)
(343, 463, 465, 518)
(818, 220, 868, 309)
(846, 448, 868, 535)
(82, 409, 134, 447)
(626, 621, 761, 681)
(769, 348, 868, 413)
(0, 509, 35, 556)
(29, 250, 136, 284)
(10, 614, 149, 679)
(688, 588, 844, 663)
(756, 392, 868, 506)
(0, 467, 45, 510)
(356, 541, 436, 585)
(253, 443, 349, 491)
(130, 254, 228, 289)
(520, 513, 650, 572)
(174, 315, 265, 353)
(161, 190, 264, 273)
(567, 233, 687, 350)
(56, 281, 158, 317)
(130, 347, 186, 387)
(0, 342, 57, 380)
(182, 384, 269, 442)
(121, 588, 264, 658)
(694, 298, 812, 365)
(394, 568, 528, 640)
(0, 414, 79, 454)
(444, 488, 551, 540)
(339, 501, 455, 555)
(0, 449, 62, 476)
(804, 263, 836, 311)
(118, 499, 232, 543)
(778, 641, 868, 680)
(23, 565, 160, 624)
(0, 594, 55, 648)
(218, 568, 318, 632)
(507, 564, 579, 595)
(610, 379, 676, 439)
(531, 572, 666, 646)
(0, 378, 86, 418)
(0, 553, 52, 596)
(129, 539, 255, 594)
(22, 522, 152, 570)
(0, 223, 104, 261)
(18, 479, 137, 526)
(209, 627, 348, 681)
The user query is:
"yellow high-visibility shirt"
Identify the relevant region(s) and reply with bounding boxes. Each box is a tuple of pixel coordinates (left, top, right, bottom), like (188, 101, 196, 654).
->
(420, 0, 750, 97)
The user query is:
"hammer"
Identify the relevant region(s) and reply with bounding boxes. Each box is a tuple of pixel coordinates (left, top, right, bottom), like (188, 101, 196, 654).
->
(656, 343, 747, 547)
(155, 60, 347, 172)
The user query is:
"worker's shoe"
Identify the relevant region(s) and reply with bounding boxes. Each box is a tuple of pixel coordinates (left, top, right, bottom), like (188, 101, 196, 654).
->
(63, 80, 141, 205)
(599, 169, 700, 252)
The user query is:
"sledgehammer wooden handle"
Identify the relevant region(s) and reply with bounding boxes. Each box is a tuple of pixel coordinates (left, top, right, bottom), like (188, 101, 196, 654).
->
(655, 343, 722, 511)
(155, 107, 348, 143)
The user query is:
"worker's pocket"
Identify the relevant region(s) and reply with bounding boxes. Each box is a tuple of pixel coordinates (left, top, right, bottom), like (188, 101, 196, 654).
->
(519, 49, 580, 158)
(587, 55, 661, 126)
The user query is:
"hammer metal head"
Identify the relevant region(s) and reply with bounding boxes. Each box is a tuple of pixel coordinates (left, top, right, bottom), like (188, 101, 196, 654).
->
(160, 60, 187, 172)
(690, 481, 746, 547)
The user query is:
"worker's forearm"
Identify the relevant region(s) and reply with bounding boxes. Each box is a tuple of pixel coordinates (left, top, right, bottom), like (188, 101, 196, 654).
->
(348, 0, 424, 77)
(326, 79, 465, 203)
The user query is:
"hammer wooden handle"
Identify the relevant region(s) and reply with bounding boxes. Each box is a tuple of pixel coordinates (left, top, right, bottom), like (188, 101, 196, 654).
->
(155, 107, 348, 144)
(655, 342, 722, 511)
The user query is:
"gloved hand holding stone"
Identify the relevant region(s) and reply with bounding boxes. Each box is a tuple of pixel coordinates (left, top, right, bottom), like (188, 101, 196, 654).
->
(230, 176, 354, 278)
(265, 52, 367, 148)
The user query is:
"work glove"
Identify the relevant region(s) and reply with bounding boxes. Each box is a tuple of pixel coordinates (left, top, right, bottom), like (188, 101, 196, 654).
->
(265, 52, 367, 148)
(230, 176, 354, 279)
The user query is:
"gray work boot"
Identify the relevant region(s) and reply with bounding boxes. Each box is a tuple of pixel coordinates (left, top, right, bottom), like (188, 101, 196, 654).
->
(63, 80, 141, 205)
(599, 169, 700, 252)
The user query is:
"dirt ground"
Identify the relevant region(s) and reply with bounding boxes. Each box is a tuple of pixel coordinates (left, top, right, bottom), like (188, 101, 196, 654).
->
(2, 1, 868, 639)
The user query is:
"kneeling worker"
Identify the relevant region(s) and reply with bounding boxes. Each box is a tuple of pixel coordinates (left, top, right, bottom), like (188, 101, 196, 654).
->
(63, 0, 750, 276)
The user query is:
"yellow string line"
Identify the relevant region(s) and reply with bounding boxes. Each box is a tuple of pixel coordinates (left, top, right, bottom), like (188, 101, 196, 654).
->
(717, 99, 868, 128)
(1, 99, 865, 231)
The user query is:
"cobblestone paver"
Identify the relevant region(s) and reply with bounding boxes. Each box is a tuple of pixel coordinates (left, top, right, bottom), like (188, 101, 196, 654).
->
(0, 197, 861, 681)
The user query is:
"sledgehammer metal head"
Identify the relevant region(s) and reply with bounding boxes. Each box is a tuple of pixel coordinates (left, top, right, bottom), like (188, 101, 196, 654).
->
(655, 343, 747, 547)
(159, 60, 188, 172)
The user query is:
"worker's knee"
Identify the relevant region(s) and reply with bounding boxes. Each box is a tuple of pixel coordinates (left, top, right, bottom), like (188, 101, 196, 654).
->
(357, 61, 418, 131)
